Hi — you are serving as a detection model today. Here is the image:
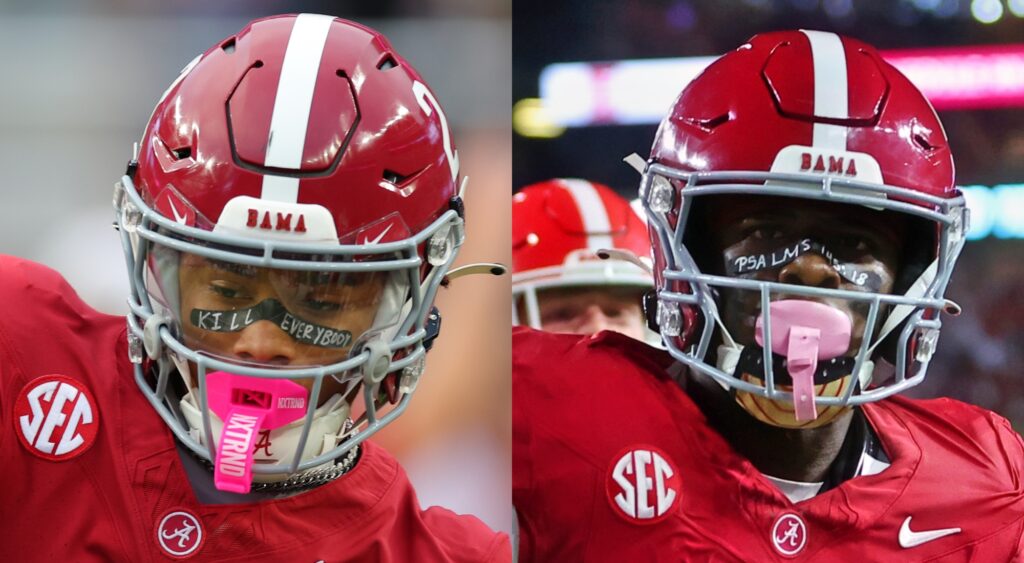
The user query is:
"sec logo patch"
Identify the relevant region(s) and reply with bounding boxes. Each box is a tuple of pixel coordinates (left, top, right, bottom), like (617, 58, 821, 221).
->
(157, 509, 204, 559)
(14, 374, 99, 461)
(606, 445, 681, 524)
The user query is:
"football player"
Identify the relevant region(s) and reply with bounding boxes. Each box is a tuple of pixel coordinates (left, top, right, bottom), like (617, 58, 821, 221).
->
(512, 179, 653, 340)
(2, 15, 509, 561)
(514, 30, 1024, 561)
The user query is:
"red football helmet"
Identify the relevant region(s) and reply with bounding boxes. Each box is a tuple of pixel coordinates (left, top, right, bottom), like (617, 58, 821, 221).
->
(113, 14, 467, 489)
(512, 178, 653, 328)
(641, 30, 967, 422)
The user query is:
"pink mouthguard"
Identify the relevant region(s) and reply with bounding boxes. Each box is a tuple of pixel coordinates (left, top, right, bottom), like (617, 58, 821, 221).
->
(206, 371, 309, 493)
(754, 300, 852, 421)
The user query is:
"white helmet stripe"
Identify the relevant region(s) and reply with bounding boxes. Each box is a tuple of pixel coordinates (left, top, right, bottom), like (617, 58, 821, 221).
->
(801, 30, 849, 151)
(261, 13, 335, 203)
(559, 179, 613, 252)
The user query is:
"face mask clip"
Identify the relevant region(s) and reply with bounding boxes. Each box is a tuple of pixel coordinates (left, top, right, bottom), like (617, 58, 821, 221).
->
(143, 313, 172, 360)
(423, 307, 442, 352)
(359, 339, 393, 386)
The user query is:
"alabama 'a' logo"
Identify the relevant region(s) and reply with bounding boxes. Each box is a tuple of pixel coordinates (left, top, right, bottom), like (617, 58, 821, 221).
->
(606, 445, 681, 524)
(771, 512, 808, 557)
(156, 509, 205, 559)
(14, 374, 99, 461)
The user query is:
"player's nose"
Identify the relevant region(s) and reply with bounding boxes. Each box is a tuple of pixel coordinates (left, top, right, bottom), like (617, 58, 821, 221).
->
(231, 320, 296, 365)
(778, 253, 841, 289)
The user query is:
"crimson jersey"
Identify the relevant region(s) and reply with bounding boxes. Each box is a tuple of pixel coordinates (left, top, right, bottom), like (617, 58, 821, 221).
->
(513, 327, 1024, 562)
(0, 256, 509, 562)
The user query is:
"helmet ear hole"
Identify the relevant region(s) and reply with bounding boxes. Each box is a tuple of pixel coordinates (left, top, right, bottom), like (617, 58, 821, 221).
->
(642, 290, 660, 332)
(679, 195, 718, 275)
(892, 215, 934, 296)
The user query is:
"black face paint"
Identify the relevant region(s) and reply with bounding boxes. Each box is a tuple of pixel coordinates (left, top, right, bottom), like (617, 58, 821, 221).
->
(190, 299, 353, 349)
(725, 238, 883, 290)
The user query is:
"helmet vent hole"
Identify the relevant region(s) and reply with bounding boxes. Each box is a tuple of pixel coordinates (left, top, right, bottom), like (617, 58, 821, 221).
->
(382, 169, 408, 185)
(682, 112, 730, 133)
(171, 147, 192, 160)
(700, 113, 730, 130)
(913, 133, 936, 151)
(377, 55, 398, 70)
(221, 38, 236, 53)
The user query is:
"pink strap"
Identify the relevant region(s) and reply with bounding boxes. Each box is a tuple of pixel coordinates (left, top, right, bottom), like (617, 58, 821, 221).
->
(786, 326, 821, 422)
(214, 408, 268, 493)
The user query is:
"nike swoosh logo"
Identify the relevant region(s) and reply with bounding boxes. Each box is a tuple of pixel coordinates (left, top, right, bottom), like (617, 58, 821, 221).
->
(899, 516, 961, 548)
(361, 224, 393, 245)
(167, 198, 189, 225)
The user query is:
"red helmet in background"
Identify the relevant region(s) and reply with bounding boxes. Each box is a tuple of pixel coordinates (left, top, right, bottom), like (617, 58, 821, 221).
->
(114, 14, 466, 489)
(641, 30, 967, 421)
(512, 178, 653, 328)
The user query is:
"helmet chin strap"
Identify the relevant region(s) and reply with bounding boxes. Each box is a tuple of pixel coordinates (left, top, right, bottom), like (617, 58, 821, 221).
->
(716, 336, 875, 398)
(866, 260, 960, 356)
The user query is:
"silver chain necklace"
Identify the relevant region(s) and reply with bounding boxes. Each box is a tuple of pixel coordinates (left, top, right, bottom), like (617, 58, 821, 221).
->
(249, 444, 360, 494)
(190, 442, 360, 494)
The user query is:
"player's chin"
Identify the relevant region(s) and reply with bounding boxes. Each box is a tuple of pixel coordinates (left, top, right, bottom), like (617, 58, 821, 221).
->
(734, 372, 854, 429)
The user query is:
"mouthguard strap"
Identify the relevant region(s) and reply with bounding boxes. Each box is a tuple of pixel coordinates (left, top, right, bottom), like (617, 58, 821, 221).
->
(786, 326, 821, 421)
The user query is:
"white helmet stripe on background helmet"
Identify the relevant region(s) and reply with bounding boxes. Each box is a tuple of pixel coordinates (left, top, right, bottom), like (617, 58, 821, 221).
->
(559, 179, 614, 252)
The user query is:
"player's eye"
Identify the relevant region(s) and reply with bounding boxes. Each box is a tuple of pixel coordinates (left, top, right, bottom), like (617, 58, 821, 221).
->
(542, 307, 576, 323)
(602, 306, 625, 319)
(751, 227, 785, 240)
(210, 282, 249, 300)
(742, 221, 787, 240)
(301, 298, 342, 313)
(834, 234, 872, 253)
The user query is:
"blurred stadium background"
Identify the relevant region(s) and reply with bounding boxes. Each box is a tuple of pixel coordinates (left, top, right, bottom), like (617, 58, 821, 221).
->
(0, 0, 511, 533)
(513, 0, 1024, 428)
